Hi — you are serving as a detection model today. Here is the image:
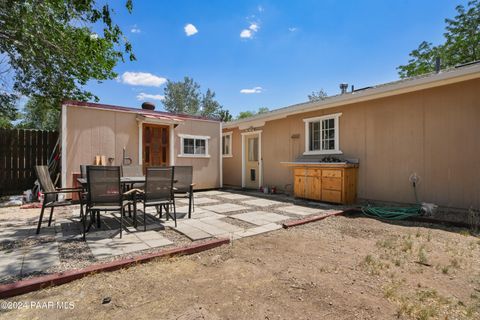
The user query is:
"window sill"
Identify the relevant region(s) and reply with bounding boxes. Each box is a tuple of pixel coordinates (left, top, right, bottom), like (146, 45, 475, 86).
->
(303, 150, 343, 155)
(222, 154, 233, 158)
(178, 154, 211, 158)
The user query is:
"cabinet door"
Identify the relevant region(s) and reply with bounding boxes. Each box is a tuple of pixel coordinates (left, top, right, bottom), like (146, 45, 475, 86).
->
(322, 189, 342, 203)
(305, 176, 321, 200)
(294, 175, 305, 198)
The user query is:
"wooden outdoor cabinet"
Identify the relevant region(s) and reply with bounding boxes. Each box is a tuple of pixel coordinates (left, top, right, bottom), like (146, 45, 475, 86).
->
(291, 163, 358, 204)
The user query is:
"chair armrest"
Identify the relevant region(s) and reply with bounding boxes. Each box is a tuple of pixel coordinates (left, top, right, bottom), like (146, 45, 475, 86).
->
(123, 188, 143, 195)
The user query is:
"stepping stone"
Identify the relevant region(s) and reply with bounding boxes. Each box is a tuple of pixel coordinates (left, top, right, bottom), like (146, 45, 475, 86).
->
(218, 193, 252, 200)
(182, 219, 233, 236)
(21, 242, 60, 276)
(276, 205, 324, 216)
(173, 223, 212, 241)
(0, 249, 24, 279)
(0, 225, 55, 242)
(197, 190, 226, 196)
(135, 231, 173, 248)
(233, 223, 282, 239)
(202, 203, 248, 214)
(198, 217, 243, 233)
(231, 211, 289, 226)
(242, 199, 285, 207)
(178, 197, 219, 205)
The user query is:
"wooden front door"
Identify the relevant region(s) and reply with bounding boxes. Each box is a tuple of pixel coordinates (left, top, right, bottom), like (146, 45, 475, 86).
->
(244, 134, 260, 189)
(143, 124, 169, 169)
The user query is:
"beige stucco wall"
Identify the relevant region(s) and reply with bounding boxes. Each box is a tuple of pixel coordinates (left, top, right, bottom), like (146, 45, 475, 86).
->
(64, 105, 221, 190)
(174, 119, 221, 189)
(222, 127, 242, 187)
(223, 78, 480, 209)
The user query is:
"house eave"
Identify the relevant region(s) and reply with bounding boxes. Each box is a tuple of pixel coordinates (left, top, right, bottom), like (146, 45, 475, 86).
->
(224, 63, 480, 129)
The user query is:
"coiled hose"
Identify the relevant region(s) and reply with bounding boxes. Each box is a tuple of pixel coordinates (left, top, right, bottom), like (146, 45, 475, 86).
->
(361, 181, 422, 220)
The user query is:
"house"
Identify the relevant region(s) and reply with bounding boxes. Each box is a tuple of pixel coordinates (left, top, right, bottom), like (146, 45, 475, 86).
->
(222, 62, 480, 215)
(60, 101, 222, 190)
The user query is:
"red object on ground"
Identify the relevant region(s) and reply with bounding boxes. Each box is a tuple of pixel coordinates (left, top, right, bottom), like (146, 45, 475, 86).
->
(282, 210, 345, 228)
(20, 202, 43, 209)
(0, 238, 230, 299)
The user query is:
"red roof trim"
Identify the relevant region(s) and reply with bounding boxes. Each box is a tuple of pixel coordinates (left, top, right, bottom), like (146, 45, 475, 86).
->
(62, 100, 220, 122)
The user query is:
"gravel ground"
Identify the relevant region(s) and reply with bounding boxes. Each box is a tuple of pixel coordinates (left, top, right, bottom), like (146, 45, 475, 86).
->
(2, 215, 479, 320)
(0, 190, 348, 285)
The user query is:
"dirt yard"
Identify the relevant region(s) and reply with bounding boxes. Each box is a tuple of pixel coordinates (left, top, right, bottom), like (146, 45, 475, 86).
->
(1, 215, 479, 320)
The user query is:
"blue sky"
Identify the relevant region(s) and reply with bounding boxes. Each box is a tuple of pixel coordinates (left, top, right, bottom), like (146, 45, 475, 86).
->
(86, 0, 466, 117)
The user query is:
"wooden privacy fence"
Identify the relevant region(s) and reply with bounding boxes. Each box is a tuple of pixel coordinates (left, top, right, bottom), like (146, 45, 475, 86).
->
(0, 129, 59, 195)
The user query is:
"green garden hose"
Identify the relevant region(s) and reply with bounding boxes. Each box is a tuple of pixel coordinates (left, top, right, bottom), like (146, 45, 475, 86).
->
(361, 205, 422, 220)
(360, 182, 422, 220)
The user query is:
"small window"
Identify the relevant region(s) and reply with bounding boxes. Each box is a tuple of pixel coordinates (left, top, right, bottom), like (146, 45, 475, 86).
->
(179, 134, 210, 157)
(222, 132, 232, 157)
(304, 113, 342, 155)
(248, 137, 258, 161)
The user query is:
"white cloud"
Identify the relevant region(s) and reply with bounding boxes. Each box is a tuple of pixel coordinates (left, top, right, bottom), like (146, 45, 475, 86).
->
(288, 27, 298, 32)
(184, 23, 198, 36)
(241, 22, 260, 39)
(136, 92, 164, 101)
(120, 72, 167, 87)
(90, 33, 99, 40)
(131, 25, 141, 33)
(258, 5, 264, 12)
(240, 86, 263, 94)
(240, 29, 253, 38)
(249, 23, 259, 32)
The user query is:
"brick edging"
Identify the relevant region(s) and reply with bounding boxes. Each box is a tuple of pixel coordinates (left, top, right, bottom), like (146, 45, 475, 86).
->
(0, 238, 230, 299)
(282, 210, 346, 228)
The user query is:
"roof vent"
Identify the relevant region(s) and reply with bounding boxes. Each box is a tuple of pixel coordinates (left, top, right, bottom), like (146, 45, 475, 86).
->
(339, 83, 348, 94)
(141, 102, 155, 111)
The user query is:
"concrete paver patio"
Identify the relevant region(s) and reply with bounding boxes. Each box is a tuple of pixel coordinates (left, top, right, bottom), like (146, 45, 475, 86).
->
(0, 189, 344, 283)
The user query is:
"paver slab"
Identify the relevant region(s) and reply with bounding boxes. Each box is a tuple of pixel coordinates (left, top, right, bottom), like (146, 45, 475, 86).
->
(231, 211, 289, 226)
(242, 198, 285, 207)
(218, 193, 253, 200)
(198, 217, 243, 233)
(202, 203, 248, 213)
(177, 197, 220, 205)
(276, 205, 324, 216)
(182, 219, 231, 236)
(173, 223, 212, 241)
(21, 242, 60, 275)
(197, 190, 226, 196)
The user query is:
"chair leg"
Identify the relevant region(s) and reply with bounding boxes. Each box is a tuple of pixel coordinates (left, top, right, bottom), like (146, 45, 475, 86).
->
(173, 202, 177, 227)
(47, 206, 54, 226)
(96, 211, 101, 229)
(36, 201, 47, 234)
(144, 204, 147, 232)
(188, 193, 192, 219)
(164, 204, 167, 221)
(133, 201, 137, 229)
(120, 208, 123, 239)
(128, 203, 132, 217)
(192, 191, 195, 213)
(82, 207, 87, 241)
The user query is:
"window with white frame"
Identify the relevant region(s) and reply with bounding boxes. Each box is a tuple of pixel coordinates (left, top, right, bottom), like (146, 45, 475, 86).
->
(179, 134, 210, 157)
(222, 132, 232, 157)
(303, 113, 342, 154)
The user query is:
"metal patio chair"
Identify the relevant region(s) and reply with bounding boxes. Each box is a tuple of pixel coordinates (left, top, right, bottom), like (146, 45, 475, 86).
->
(173, 166, 195, 218)
(84, 166, 137, 239)
(35, 165, 83, 234)
(136, 166, 176, 230)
